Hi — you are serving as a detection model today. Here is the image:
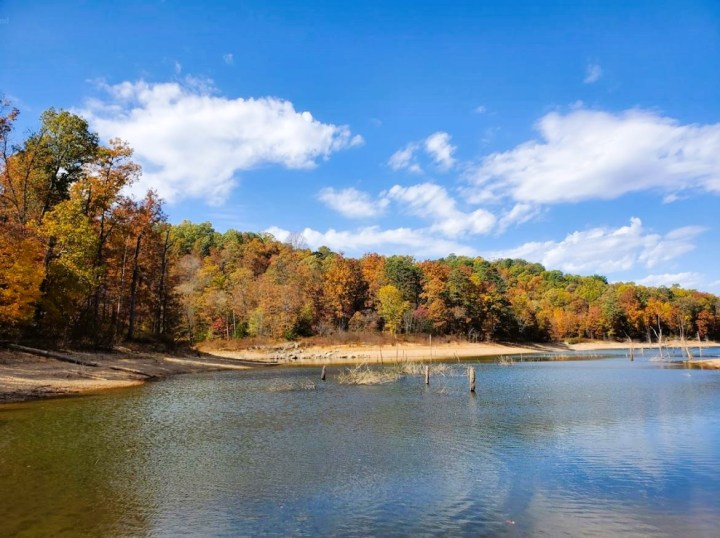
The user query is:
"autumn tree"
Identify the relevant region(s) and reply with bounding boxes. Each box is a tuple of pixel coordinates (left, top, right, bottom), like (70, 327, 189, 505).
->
(323, 255, 366, 329)
(418, 260, 451, 333)
(359, 253, 387, 309)
(1, 109, 98, 226)
(385, 255, 422, 308)
(0, 103, 46, 334)
(0, 223, 44, 335)
(377, 284, 410, 335)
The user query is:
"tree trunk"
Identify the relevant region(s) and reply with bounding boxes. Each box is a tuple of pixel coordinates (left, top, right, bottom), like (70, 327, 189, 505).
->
(112, 239, 129, 340)
(155, 228, 170, 335)
(127, 232, 143, 340)
(33, 236, 56, 326)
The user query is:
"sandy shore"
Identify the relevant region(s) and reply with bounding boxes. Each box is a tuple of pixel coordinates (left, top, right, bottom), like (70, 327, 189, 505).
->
(207, 341, 571, 364)
(202, 339, 719, 365)
(3, 339, 718, 404)
(687, 358, 720, 369)
(0, 347, 264, 404)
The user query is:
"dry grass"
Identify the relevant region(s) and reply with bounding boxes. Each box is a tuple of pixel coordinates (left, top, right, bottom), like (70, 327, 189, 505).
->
(392, 362, 451, 376)
(337, 364, 402, 385)
(303, 332, 470, 347)
(336, 361, 453, 385)
(393, 362, 425, 375)
(197, 332, 474, 352)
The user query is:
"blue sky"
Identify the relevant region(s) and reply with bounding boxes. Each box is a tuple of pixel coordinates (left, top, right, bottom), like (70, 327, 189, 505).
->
(2, 0, 720, 292)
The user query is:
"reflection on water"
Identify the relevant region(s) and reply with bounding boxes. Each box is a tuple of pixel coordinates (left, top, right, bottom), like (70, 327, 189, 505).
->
(2, 352, 720, 536)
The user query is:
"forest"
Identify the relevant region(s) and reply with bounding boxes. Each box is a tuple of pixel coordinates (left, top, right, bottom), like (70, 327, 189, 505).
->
(2, 102, 719, 347)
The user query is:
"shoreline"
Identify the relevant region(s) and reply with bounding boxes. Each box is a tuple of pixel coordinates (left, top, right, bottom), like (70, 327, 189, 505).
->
(0, 347, 268, 405)
(204, 339, 720, 365)
(2, 340, 718, 404)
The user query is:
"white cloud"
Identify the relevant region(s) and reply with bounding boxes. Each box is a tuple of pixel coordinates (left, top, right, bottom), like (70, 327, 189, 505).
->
(388, 131, 456, 173)
(638, 224, 706, 268)
(386, 183, 495, 237)
(487, 218, 706, 274)
(584, 63, 603, 84)
(223, 53, 234, 65)
(317, 187, 388, 218)
(81, 79, 362, 204)
(266, 225, 477, 258)
(635, 272, 702, 288)
(496, 203, 542, 233)
(388, 143, 422, 173)
(424, 131, 456, 170)
(474, 105, 487, 114)
(315, 182, 496, 238)
(467, 108, 720, 204)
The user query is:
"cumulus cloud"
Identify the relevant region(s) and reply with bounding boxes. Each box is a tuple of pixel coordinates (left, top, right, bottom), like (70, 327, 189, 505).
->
(424, 131, 456, 170)
(487, 217, 706, 274)
(583, 63, 602, 84)
(266, 225, 477, 258)
(466, 108, 720, 204)
(496, 203, 542, 233)
(388, 131, 456, 173)
(317, 187, 388, 218)
(81, 79, 362, 204)
(317, 182, 496, 238)
(388, 143, 422, 173)
(223, 53, 234, 65)
(386, 183, 495, 237)
(635, 272, 702, 288)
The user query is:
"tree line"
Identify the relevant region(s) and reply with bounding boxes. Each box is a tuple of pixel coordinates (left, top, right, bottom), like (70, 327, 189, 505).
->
(170, 224, 719, 343)
(2, 103, 719, 347)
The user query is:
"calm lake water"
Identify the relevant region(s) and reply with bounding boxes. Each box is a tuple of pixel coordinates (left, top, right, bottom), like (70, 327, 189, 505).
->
(2, 350, 720, 537)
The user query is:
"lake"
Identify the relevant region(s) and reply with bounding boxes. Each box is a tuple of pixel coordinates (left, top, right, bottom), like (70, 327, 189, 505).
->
(2, 351, 719, 536)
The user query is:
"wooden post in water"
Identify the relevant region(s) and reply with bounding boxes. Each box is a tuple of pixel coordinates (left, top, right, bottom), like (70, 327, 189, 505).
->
(468, 367, 476, 393)
(698, 333, 703, 358)
(425, 365, 430, 385)
(321, 365, 326, 381)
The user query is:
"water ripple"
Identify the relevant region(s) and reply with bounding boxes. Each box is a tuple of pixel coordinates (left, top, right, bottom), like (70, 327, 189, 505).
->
(2, 356, 720, 536)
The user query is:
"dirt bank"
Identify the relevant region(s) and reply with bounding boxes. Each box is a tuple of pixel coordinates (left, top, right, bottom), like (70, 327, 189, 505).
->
(202, 339, 715, 365)
(0, 346, 266, 404)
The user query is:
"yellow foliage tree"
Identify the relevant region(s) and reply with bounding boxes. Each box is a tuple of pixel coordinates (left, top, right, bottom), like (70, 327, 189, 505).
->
(377, 284, 410, 335)
(0, 223, 44, 330)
